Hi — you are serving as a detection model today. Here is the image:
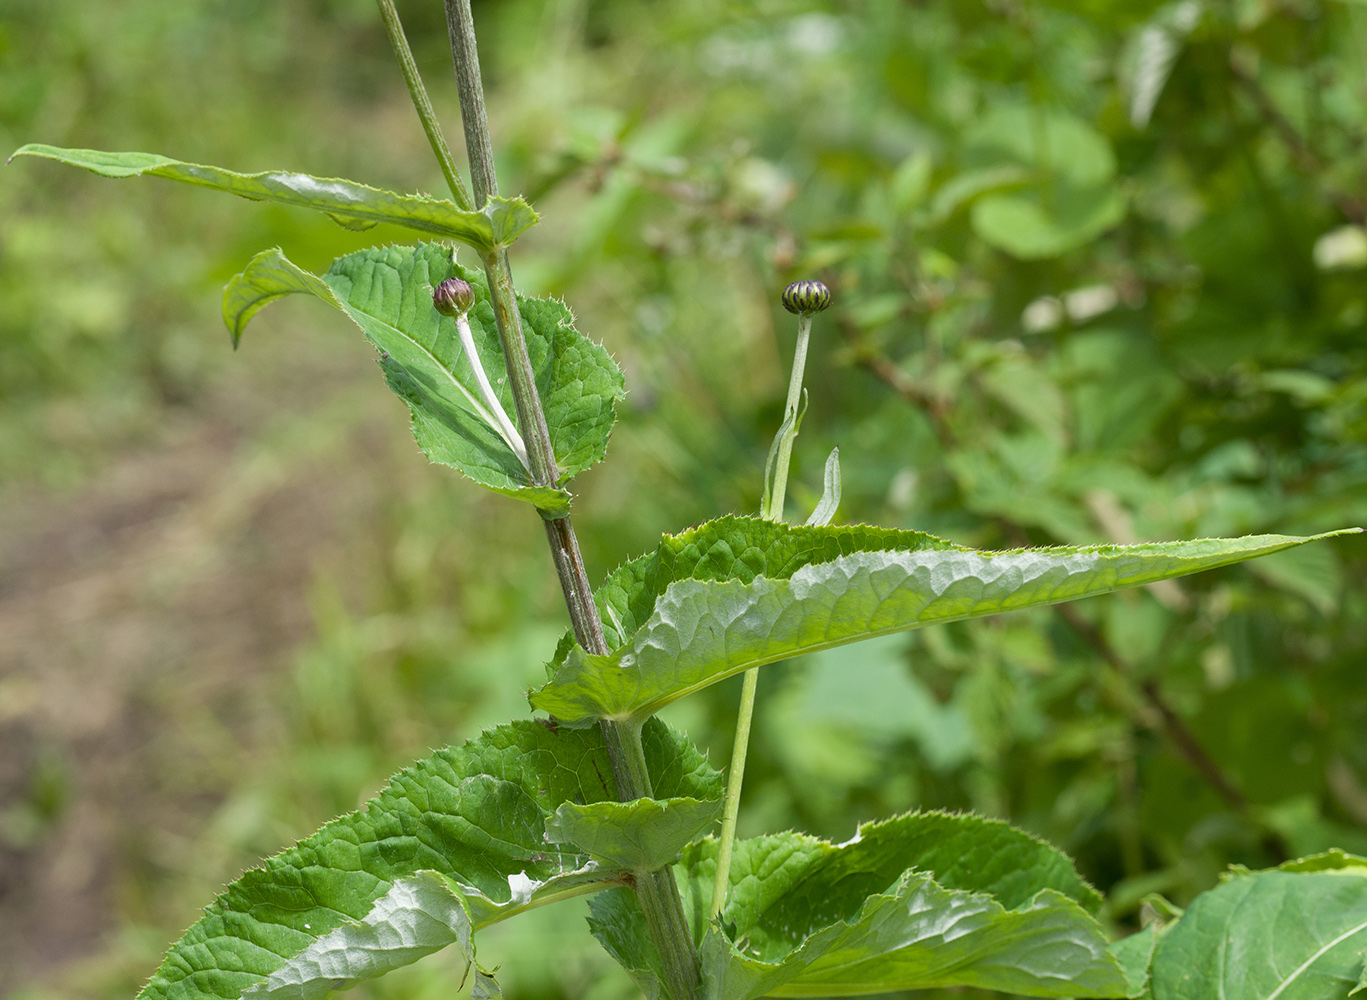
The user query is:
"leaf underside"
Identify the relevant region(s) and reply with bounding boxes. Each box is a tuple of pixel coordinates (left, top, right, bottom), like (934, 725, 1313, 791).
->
(138, 719, 720, 1000)
(1149, 854, 1367, 1000)
(532, 517, 1358, 726)
(223, 244, 625, 515)
(590, 811, 1132, 1000)
(9, 144, 537, 252)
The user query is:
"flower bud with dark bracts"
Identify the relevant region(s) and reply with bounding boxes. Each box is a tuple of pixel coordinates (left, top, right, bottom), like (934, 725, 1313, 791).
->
(782, 280, 831, 315)
(433, 277, 475, 318)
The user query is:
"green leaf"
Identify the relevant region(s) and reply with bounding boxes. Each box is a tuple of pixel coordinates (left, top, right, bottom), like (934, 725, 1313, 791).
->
(591, 812, 1129, 1000)
(1109, 923, 1158, 998)
(531, 517, 1359, 726)
(1150, 861, 1367, 1000)
(224, 245, 625, 514)
(545, 796, 723, 871)
(972, 185, 1126, 260)
(8, 144, 537, 252)
(139, 719, 720, 1000)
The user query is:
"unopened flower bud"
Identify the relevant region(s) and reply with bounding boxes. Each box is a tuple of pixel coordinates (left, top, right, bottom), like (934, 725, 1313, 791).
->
(782, 280, 831, 315)
(433, 277, 475, 318)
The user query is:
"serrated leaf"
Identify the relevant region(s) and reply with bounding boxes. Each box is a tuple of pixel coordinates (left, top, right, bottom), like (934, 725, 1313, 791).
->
(139, 719, 720, 1000)
(9, 144, 536, 252)
(531, 517, 1359, 726)
(545, 796, 723, 871)
(223, 245, 625, 514)
(1150, 863, 1367, 1000)
(590, 812, 1128, 1000)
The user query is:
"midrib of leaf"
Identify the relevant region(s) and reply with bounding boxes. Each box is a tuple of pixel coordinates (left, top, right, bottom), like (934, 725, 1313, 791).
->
(1262, 915, 1367, 1000)
(344, 288, 505, 433)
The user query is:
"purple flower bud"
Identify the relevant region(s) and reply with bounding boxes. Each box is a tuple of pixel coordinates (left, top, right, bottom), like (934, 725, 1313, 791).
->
(781, 280, 831, 315)
(433, 277, 475, 318)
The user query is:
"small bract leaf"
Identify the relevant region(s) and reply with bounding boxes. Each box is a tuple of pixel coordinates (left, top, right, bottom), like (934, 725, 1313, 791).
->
(223, 245, 625, 514)
(137, 719, 719, 1000)
(532, 518, 1359, 726)
(9, 144, 537, 252)
(804, 447, 841, 526)
(545, 796, 723, 871)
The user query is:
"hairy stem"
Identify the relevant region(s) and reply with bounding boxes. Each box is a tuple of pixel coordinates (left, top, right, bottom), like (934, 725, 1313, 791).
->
(442, 3, 699, 997)
(375, 0, 474, 211)
(712, 307, 817, 918)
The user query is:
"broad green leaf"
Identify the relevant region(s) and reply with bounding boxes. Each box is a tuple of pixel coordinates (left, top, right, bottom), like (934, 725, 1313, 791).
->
(139, 719, 720, 1000)
(545, 796, 722, 871)
(224, 245, 625, 515)
(531, 517, 1359, 726)
(1150, 860, 1367, 1000)
(590, 812, 1128, 1000)
(956, 106, 1126, 258)
(972, 185, 1126, 260)
(8, 144, 536, 252)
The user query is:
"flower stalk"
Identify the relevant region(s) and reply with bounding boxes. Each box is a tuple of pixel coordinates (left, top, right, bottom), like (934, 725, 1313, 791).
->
(710, 280, 831, 920)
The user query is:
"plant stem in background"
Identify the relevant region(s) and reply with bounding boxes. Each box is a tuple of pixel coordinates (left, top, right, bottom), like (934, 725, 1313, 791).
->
(375, 0, 474, 211)
(441, 2, 700, 997)
(711, 281, 830, 918)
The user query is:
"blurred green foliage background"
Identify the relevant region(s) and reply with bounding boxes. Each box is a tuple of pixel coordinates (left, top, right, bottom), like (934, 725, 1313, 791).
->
(2, 0, 1366, 998)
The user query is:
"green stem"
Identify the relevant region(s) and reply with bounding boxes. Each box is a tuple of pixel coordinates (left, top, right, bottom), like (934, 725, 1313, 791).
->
(711, 308, 816, 918)
(708, 666, 758, 918)
(375, 0, 474, 211)
(441, 3, 699, 998)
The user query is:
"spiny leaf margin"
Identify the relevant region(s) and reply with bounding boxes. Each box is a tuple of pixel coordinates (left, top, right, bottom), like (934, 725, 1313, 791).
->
(590, 811, 1129, 1000)
(223, 244, 625, 514)
(533, 520, 1359, 726)
(137, 718, 720, 1000)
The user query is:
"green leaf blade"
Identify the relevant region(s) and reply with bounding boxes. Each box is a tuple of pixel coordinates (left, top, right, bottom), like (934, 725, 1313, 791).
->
(1150, 862, 1367, 1000)
(9, 144, 537, 251)
(138, 719, 719, 1000)
(532, 520, 1359, 726)
(222, 245, 624, 511)
(546, 796, 723, 871)
(591, 812, 1129, 1000)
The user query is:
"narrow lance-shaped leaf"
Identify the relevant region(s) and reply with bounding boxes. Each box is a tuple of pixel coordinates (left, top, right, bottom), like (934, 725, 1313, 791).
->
(138, 719, 721, 1000)
(531, 517, 1359, 726)
(8, 144, 537, 252)
(804, 447, 841, 527)
(590, 811, 1132, 1000)
(223, 244, 625, 515)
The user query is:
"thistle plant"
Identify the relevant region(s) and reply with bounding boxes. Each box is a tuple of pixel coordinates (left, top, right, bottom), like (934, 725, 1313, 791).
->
(11, 4, 1367, 1000)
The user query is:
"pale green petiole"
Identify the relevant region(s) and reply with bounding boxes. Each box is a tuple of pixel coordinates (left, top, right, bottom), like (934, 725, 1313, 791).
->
(711, 308, 816, 919)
